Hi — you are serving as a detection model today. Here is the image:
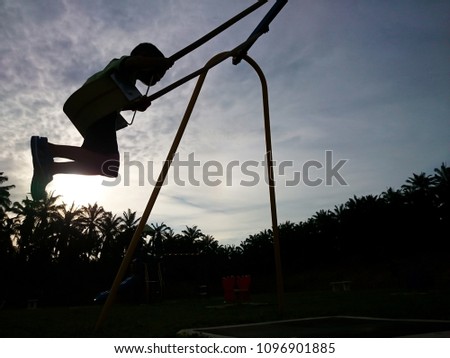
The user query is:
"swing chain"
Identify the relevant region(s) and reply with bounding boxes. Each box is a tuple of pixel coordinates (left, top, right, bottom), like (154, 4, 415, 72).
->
(127, 76, 153, 126)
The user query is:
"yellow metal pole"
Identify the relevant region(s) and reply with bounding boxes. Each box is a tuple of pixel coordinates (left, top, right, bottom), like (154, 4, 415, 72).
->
(243, 55, 284, 314)
(94, 52, 232, 332)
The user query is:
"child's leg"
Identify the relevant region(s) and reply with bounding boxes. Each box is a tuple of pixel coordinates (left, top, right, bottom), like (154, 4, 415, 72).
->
(30, 113, 120, 200)
(47, 143, 119, 177)
(51, 112, 120, 177)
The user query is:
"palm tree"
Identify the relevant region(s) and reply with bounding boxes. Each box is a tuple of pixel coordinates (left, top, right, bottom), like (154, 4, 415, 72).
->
(32, 193, 64, 262)
(380, 187, 409, 255)
(181, 225, 204, 240)
(52, 203, 84, 262)
(401, 172, 437, 208)
(240, 229, 274, 274)
(141, 222, 173, 296)
(181, 225, 204, 252)
(402, 172, 436, 192)
(218, 244, 242, 261)
(0, 172, 15, 211)
(196, 234, 219, 254)
(278, 221, 298, 235)
(11, 193, 63, 263)
(35, 192, 64, 229)
(402, 172, 439, 233)
(337, 194, 387, 260)
(433, 163, 450, 221)
(145, 222, 171, 257)
(78, 203, 107, 260)
(434, 163, 450, 186)
(333, 203, 346, 217)
(381, 187, 405, 206)
(312, 209, 336, 233)
(107, 209, 141, 259)
(310, 209, 340, 259)
(79, 203, 106, 230)
(99, 212, 122, 238)
(11, 198, 37, 260)
(333, 203, 348, 232)
(0, 173, 15, 263)
(98, 212, 123, 261)
(120, 209, 140, 230)
(160, 228, 180, 254)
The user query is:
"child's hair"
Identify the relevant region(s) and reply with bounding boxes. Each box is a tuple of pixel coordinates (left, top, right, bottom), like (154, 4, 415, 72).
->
(131, 43, 167, 86)
(131, 43, 165, 58)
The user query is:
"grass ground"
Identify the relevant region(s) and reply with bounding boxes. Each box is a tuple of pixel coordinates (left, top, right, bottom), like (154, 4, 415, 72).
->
(1, 289, 450, 337)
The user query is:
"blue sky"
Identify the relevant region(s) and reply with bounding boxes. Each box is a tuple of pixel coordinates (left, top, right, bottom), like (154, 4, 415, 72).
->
(1, 0, 449, 245)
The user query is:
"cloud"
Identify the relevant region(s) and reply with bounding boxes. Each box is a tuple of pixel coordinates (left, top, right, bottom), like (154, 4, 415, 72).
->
(1, 0, 449, 245)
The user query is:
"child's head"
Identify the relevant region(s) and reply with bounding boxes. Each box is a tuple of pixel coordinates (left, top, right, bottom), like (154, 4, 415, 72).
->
(131, 43, 166, 86)
(131, 43, 165, 58)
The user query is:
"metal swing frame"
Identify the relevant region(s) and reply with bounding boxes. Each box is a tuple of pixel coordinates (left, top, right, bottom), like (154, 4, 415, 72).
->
(95, 0, 288, 331)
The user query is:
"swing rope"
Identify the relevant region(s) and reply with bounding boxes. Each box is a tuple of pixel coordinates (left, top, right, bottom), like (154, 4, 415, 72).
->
(127, 78, 153, 127)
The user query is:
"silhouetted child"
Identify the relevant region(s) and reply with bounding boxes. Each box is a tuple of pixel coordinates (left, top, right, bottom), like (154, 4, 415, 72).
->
(30, 43, 173, 200)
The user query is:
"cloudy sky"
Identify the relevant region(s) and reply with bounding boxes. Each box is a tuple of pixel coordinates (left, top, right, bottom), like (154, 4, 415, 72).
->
(1, 0, 449, 245)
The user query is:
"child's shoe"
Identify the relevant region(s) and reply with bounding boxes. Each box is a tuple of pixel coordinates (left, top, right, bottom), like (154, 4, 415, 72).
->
(30, 136, 53, 200)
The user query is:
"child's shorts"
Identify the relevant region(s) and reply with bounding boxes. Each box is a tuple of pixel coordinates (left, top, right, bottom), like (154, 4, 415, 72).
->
(82, 112, 119, 155)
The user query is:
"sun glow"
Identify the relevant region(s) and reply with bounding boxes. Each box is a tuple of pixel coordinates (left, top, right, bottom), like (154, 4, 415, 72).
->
(48, 175, 109, 207)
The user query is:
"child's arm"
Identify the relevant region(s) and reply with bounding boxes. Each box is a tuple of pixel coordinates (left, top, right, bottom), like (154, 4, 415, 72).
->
(123, 96, 152, 112)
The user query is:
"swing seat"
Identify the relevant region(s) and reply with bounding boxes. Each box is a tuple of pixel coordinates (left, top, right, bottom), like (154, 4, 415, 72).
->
(63, 73, 142, 137)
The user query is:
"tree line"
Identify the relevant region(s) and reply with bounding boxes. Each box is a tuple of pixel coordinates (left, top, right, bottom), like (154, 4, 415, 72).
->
(0, 163, 449, 306)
